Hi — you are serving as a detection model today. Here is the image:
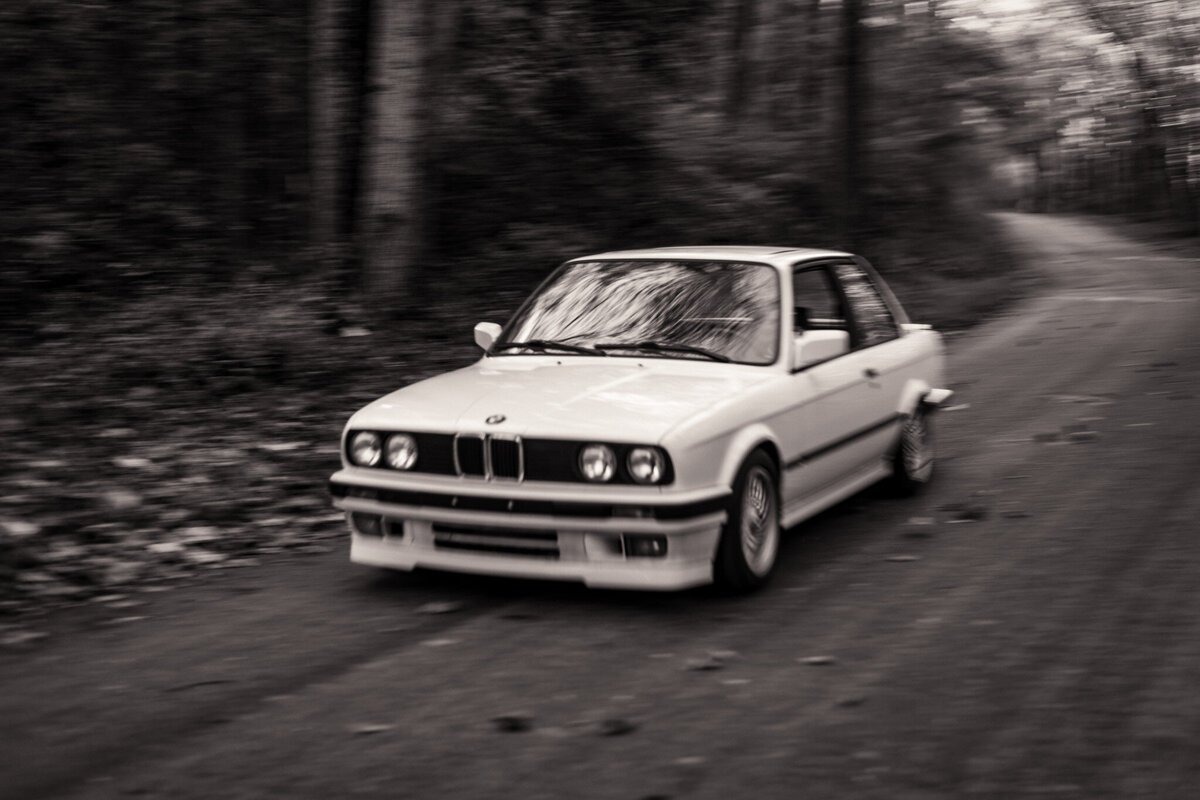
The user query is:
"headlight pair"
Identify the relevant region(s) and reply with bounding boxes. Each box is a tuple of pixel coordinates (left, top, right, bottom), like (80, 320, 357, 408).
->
(350, 431, 417, 470)
(579, 444, 666, 485)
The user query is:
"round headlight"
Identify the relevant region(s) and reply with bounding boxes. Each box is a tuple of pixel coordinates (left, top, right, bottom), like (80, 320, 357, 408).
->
(385, 433, 418, 470)
(579, 444, 616, 482)
(349, 431, 381, 467)
(627, 447, 664, 484)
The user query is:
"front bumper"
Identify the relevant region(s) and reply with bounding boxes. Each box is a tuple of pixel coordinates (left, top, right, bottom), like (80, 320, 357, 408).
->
(329, 469, 730, 591)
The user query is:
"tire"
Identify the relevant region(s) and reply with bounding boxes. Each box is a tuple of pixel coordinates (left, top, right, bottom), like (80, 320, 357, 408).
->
(890, 409, 935, 495)
(714, 450, 781, 593)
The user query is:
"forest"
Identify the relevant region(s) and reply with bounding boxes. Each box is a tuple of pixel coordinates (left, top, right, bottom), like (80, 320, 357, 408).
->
(0, 0, 1197, 609)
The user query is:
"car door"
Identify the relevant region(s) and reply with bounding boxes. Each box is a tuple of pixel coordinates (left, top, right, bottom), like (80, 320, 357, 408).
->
(778, 259, 907, 512)
(825, 259, 910, 473)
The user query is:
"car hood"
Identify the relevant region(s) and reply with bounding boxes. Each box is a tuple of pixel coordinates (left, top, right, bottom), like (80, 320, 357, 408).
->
(348, 357, 775, 442)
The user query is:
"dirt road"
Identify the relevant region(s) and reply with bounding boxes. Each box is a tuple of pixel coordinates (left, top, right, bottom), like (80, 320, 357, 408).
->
(3, 214, 1198, 800)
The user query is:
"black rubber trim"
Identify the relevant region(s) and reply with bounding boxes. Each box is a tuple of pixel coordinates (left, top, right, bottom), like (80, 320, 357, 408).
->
(784, 412, 904, 471)
(329, 480, 728, 521)
(344, 431, 674, 486)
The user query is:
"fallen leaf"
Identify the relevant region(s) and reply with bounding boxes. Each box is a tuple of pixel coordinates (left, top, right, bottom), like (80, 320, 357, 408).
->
(259, 442, 306, 452)
(800, 655, 837, 666)
(1, 630, 49, 647)
(0, 519, 41, 538)
(684, 656, 724, 672)
(183, 549, 226, 565)
(491, 713, 533, 733)
(416, 601, 463, 615)
(113, 456, 153, 469)
(103, 490, 144, 510)
(179, 526, 221, 544)
(598, 718, 638, 736)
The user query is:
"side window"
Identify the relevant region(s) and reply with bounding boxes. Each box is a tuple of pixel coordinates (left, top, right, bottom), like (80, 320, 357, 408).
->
(791, 267, 844, 333)
(832, 262, 898, 348)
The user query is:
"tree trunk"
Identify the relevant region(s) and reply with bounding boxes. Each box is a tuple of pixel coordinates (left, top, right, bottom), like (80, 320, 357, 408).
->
(726, 0, 758, 126)
(360, 0, 430, 313)
(766, 0, 797, 129)
(799, 0, 823, 128)
(840, 0, 865, 245)
(308, 0, 353, 260)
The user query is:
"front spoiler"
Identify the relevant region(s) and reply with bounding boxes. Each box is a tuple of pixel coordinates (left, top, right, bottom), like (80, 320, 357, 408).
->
(350, 532, 716, 591)
(330, 471, 730, 591)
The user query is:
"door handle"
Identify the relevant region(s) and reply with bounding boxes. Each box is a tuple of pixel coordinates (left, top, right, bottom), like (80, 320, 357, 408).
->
(864, 368, 879, 379)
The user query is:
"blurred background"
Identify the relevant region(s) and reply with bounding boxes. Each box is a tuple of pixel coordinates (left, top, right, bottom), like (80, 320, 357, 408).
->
(0, 0, 1198, 609)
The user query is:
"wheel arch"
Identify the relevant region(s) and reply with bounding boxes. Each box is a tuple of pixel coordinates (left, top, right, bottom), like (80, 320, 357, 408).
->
(717, 425, 783, 490)
(896, 378, 933, 419)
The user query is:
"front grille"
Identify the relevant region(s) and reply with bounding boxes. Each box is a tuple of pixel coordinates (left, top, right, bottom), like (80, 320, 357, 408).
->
(455, 435, 486, 476)
(453, 434, 522, 480)
(432, 523, 559, 559)
(490, 437, 522, 480)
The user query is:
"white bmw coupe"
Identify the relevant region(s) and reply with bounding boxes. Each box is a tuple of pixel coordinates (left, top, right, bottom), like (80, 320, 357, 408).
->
(330, 247, 952, 591)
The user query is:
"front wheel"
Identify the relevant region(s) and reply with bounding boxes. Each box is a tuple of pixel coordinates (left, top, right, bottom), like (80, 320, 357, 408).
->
(714, 450, 781, 593)
(890, 409, 935, 495)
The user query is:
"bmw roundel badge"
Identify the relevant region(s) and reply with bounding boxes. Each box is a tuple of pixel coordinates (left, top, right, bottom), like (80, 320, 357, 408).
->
(486, 414, 506, 425)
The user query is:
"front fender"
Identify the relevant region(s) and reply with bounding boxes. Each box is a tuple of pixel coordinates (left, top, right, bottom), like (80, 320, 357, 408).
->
(715, 424, 782, 489)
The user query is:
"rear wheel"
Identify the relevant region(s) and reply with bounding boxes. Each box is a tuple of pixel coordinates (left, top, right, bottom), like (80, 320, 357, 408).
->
(890, 409, 934, 494)
(714, 450, 780, 593)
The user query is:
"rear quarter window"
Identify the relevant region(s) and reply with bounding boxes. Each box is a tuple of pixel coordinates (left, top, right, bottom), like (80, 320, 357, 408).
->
(833, 262, 898, 348)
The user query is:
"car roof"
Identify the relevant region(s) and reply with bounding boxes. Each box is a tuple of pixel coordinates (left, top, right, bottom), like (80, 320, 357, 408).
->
(569, 245, 853, 269)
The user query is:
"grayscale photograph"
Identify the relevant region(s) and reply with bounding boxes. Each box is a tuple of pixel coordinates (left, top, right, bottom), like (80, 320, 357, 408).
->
(2, 1, 1198, 798)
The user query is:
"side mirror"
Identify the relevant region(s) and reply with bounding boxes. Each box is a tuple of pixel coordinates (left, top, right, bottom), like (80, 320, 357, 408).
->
(792, 329, 849, 370)
(474, 321, 502, 351)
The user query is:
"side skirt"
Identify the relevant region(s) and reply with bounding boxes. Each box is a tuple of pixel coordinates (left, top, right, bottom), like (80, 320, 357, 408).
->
(781, 460, 892, 530)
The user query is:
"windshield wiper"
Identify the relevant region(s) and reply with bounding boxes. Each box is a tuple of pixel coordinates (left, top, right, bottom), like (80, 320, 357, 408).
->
(593, 340, 731, 362)
(492, 339, 604, 356)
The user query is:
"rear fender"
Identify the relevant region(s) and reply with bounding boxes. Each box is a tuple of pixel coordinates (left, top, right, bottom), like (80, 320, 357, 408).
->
(897, 379, 933, 420)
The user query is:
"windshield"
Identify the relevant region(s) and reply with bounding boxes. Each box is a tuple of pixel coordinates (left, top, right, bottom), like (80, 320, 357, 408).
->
(497, 260, 780, 365)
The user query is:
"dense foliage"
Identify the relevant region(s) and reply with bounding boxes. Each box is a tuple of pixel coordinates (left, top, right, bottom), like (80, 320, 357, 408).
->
(2, 0, 1035, 323)
(1, 0, 308, 321)
(973, 0, 1199, 233)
